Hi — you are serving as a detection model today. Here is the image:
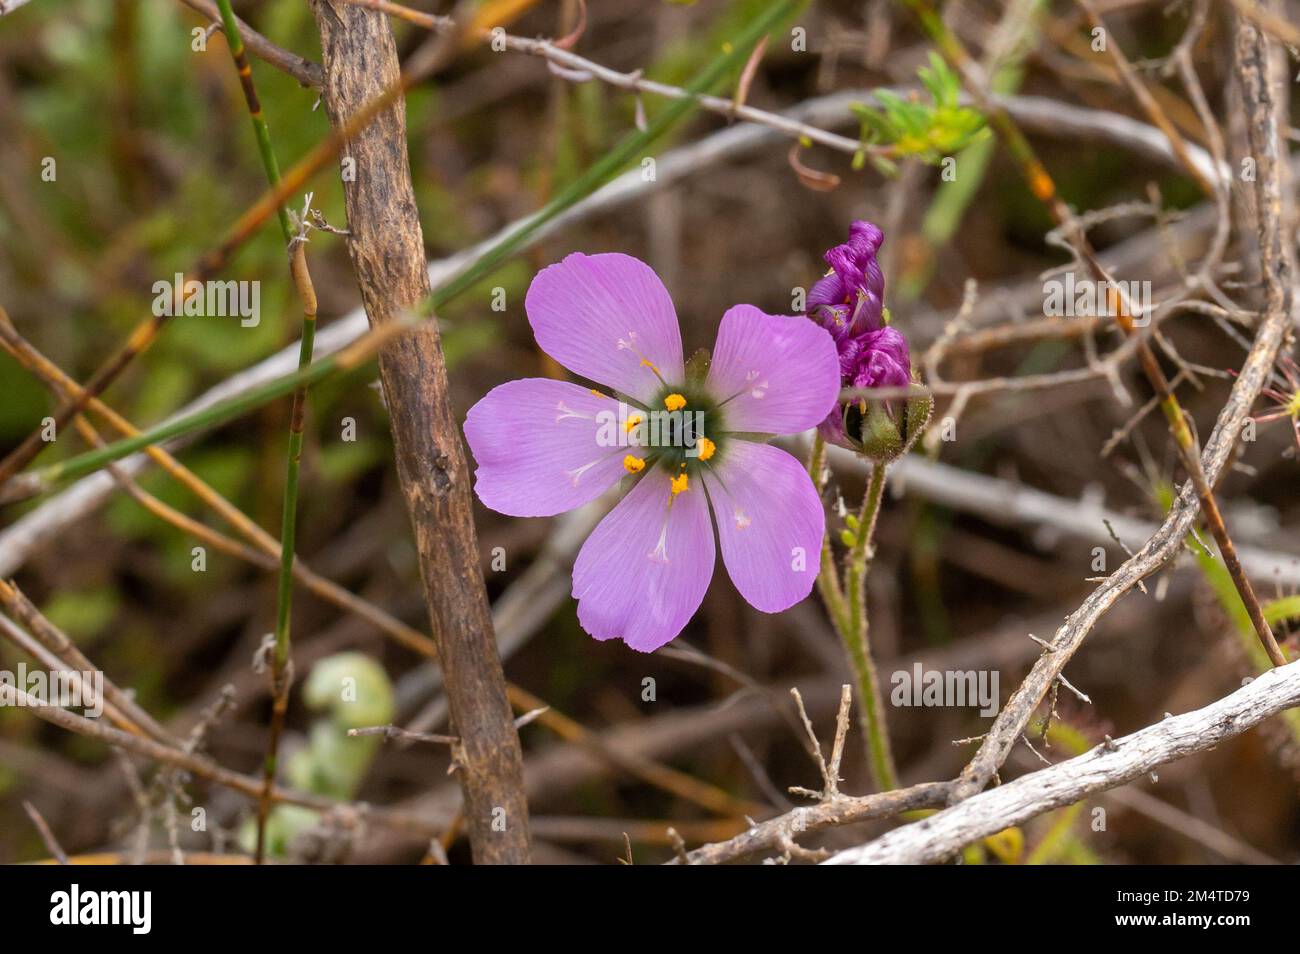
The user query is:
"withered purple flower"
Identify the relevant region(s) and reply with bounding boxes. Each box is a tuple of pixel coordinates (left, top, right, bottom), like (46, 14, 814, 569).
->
(807, 220, 921, 453)
(809, 220, 887, 340)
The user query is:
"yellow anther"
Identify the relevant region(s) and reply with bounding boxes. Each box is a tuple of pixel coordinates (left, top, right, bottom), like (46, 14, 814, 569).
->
(623, 455, 645, 474)
(590, 389, 606, 398)
(640, 358, 661, 374)
(670, 472, 689, 496)
(664, 393, 687, 412)
(624, 414, 643, 433)
(696, 437, 716, 462)
(1288, 391, 1300, 418)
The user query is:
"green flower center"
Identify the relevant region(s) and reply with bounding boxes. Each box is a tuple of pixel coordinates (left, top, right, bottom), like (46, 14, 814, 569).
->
(636, 386, 723, 486)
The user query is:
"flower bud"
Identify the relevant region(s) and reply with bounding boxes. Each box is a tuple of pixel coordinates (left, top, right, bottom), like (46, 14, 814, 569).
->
(846, 378, 933, 463)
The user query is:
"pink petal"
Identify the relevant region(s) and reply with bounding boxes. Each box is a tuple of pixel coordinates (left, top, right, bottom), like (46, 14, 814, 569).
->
(572, 471, 714, 652)
(464, 378, 637, 517)
(701, 440, 823, 613)
(526, 253, 685, 405)
(707, 305, 840, 435)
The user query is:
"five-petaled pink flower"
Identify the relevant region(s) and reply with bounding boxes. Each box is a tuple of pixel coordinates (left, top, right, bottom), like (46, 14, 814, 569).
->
(463, 252, 841, 652)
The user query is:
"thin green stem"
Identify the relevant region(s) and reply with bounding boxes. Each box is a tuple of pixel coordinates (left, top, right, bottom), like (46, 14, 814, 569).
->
(272, 262, 318, 658)
(839, 461, 898, 792)
(214, 0, 307, 863)
(214, 0, 293, 241)
(254, 246, 317, 864)
(273, 375, 310, 667)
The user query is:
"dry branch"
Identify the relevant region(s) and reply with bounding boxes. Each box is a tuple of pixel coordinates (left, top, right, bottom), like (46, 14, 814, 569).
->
(826, 660, 1300, 864)
(308, 0, 529, 864)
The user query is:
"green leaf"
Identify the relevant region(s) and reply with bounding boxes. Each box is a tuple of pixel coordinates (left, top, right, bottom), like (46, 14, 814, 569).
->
(849, 55, 987, 166)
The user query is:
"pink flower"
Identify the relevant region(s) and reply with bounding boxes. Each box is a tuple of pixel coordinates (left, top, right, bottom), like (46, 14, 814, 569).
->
(463, 252, 841, 652)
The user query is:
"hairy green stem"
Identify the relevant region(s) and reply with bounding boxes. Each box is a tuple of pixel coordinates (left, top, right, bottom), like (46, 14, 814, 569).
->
(840, 461, 898, 791)
(810, 437, 898, 792)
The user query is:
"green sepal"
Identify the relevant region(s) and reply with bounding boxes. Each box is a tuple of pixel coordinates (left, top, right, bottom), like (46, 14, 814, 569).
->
(684, 348, 712, 388)
(852, 375, 934, 463)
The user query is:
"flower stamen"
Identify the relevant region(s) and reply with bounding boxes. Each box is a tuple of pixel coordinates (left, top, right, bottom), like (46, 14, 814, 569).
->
(617, 330, 670, 387)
